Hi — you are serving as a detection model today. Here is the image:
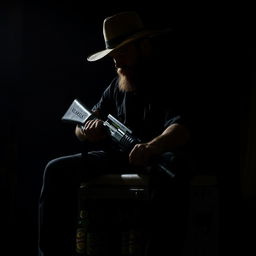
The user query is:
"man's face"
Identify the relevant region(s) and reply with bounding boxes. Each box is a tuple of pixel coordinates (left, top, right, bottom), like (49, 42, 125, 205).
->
(110, 42, 144, 91)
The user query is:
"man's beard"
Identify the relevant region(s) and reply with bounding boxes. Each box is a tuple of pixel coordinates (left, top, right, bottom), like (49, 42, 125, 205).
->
(116, 60, 148, 92)
(117, 68, 136, 92)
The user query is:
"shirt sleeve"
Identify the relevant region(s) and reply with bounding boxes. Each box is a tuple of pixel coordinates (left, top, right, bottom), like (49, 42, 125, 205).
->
(91, 77, 118, 120)
(164, 112, 183, 128)
(163, 100, 189, 130)
(161, 82, 192, 130)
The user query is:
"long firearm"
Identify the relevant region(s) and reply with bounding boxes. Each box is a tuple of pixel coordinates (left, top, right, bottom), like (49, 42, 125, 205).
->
(62, 99, 175, 178)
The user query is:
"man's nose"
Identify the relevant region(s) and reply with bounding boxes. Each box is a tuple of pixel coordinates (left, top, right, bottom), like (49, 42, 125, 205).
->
(113, 56, 126, 69)
(114, 58, 121, 69)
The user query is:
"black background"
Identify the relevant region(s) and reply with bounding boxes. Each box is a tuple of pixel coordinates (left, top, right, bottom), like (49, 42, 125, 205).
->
(1, 1, 242, 255)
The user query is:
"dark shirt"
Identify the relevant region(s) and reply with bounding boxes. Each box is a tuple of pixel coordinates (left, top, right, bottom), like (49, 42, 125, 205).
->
(92, 76, 184, 143)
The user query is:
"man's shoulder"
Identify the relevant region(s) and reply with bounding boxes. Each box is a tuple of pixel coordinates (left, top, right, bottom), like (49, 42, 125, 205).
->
(104, 76, 119, 94)
(109, 76, 119, 87)
(104, 76, 126, 99)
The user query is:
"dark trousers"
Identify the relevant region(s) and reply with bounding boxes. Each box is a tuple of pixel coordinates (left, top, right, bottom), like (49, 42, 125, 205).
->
(38, 150, 131, 256)
(38, 150, 189, 256)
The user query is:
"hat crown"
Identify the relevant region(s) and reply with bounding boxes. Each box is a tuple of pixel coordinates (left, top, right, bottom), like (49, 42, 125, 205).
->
(103, 12, 144, 49)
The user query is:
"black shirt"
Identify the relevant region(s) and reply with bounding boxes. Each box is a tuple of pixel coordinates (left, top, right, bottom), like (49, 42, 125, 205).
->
(92, 76, 184, 143)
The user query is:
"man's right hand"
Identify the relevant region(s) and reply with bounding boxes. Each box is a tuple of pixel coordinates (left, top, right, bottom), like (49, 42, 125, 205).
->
(75, 119, 107, 142)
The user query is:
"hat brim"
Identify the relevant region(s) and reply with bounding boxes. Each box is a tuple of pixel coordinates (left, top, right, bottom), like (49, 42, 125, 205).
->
(87, 28, 172, 62)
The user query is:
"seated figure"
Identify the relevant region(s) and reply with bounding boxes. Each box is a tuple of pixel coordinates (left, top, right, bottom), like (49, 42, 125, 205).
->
(38, 11, 192, 256)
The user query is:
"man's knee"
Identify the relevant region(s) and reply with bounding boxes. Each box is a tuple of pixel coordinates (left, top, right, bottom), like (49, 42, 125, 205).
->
(45, 153, 82, 175)
(41, 154, 83, 194)
(43, 157, 66, 185)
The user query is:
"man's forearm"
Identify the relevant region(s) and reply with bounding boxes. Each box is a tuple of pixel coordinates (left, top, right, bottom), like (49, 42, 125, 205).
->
(74, 109, 102, 142)
(147, 123, 190, 155)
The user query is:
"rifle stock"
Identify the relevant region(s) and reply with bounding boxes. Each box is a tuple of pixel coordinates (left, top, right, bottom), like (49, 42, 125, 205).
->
(61, 99, 95, 125)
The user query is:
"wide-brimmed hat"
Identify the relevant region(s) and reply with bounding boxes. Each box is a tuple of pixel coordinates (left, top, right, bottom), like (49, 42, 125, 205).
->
(87, 11, 171, 62)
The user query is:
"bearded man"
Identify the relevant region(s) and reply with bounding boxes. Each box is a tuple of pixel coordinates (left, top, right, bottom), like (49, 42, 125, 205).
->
(38, 11, 192, 256)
